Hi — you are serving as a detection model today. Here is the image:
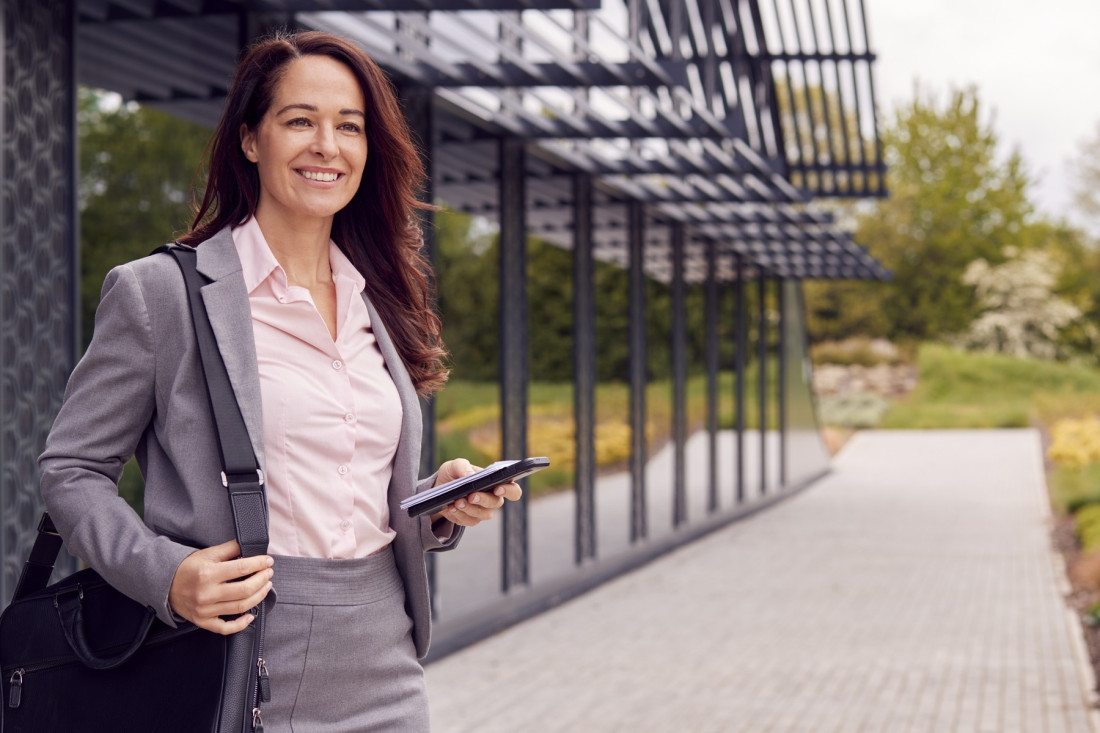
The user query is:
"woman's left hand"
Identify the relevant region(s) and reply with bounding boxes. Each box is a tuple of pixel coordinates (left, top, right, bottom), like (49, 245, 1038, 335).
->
(429, 458, 522, 527)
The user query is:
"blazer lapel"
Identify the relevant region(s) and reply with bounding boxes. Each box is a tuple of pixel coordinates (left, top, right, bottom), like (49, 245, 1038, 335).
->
(194, 227, 266, 465)
(363, 294, 422, 495)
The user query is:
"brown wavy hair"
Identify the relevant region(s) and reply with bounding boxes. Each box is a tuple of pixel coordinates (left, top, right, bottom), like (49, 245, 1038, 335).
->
(182, 30, 448, 395)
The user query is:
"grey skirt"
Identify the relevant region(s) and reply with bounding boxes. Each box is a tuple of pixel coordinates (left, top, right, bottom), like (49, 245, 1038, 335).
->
(260, 546, 430, 732)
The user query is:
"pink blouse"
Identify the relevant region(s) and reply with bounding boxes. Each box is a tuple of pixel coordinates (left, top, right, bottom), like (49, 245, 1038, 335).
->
(232, 218, 403, 558)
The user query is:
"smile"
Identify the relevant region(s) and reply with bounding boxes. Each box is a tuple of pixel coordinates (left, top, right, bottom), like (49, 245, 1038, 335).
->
(298, 169, 340, 182)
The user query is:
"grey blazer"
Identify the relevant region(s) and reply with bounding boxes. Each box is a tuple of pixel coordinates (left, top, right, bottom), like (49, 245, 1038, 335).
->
(39, 227, 458, 658)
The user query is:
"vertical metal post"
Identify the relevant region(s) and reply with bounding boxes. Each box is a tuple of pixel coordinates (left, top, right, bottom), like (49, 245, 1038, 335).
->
(627, 201, 647, 543)
(499, 137, 528, 591)
(399, 83, 440, 610)
(670, 223, 687, 528)
(778, 279, 788, 489)
(399, 85, 438, 484)
(0, 0, 79, 602)
(572, 174, 597, 564)
(734, 255, 745, 504)
(758, 273, 768, 496)
(704, 239, 719, 514)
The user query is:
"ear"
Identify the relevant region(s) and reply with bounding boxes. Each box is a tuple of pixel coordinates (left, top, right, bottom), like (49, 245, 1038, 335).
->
(240, 123, 258, 163)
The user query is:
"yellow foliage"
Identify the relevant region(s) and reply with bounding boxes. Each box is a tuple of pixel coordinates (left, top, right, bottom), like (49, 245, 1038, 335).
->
(464, 412, 652, 474)
(1048, 417, 1100, 468)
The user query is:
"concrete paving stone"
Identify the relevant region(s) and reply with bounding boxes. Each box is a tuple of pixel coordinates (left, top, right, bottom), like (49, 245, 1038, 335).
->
(425, 430, 1100, 733)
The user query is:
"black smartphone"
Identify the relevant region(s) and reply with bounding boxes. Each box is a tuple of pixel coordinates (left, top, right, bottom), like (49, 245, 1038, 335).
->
(401, 457, 550, 518)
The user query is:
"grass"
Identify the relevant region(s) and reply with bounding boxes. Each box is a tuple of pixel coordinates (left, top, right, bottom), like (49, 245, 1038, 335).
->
(881, 343, 1100, 429)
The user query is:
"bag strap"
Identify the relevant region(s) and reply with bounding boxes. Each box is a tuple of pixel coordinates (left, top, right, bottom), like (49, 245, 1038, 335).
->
(157, 243, 269, 559)
(11, 514, 63, 601)
(15, 243, 269, 600)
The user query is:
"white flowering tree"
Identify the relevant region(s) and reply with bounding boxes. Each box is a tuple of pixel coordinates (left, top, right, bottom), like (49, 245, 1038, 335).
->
(961, 247, 1083, 359)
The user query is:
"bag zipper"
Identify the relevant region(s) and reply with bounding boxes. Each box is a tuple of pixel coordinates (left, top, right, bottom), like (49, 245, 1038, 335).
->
(251, 600, 268, 732)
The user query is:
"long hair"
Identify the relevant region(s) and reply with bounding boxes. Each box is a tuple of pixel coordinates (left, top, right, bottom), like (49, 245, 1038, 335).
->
(183, 30, 448, 395)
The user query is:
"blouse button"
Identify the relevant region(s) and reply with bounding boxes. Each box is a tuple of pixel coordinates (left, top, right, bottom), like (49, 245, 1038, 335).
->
(339, 520, 351, 532)
(332, 359, 344, 371)
(344, 413, 355, 424)
(337, 464, 349, 476)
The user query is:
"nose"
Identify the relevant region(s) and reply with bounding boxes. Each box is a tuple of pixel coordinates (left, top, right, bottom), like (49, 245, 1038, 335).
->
(310, 124, 338, 159)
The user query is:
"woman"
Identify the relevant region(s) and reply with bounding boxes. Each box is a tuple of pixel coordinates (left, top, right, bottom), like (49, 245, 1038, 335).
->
(39, 30, 518, 731)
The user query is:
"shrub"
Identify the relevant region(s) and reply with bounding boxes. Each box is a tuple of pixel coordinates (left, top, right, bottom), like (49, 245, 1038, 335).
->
(1048, 417, 1100, 468)
(1076, 504, 1100, 552)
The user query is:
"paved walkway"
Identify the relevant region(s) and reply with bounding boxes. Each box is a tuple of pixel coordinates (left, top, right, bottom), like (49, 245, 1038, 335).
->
(425, 430, 1099, 733)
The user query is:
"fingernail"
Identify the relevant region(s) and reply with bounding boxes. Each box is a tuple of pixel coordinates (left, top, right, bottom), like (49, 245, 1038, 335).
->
(470, 494, 480, 505)
(456, 500, 466, 509)
(495, 486, 505, 496)
(265, 557, 274, 567)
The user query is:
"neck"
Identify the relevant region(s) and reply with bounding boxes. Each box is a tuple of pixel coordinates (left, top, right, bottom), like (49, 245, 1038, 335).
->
(253, 207, 334, 288)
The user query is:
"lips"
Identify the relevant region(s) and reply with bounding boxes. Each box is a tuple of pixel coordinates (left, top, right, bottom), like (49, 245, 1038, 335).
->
(298, 169, 340, 182)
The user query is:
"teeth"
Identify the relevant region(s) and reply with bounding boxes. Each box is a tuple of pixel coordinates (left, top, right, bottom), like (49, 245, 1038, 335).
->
(300, 170, 339, 182)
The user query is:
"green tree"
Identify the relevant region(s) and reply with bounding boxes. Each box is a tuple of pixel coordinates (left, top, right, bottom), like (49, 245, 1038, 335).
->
(1070, 120, 1100, 240)
(806, 85, 1042, 343)
(79, 87, 210, 349)
(78, 88, 210, 509)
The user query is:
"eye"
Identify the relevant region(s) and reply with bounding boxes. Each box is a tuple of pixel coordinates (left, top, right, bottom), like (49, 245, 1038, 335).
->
(339, 121, 362, 134)
(286, 117, 311, 128)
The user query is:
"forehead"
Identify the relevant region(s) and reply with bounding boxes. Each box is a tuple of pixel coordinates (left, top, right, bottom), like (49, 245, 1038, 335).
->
(271, 55, 365, 109)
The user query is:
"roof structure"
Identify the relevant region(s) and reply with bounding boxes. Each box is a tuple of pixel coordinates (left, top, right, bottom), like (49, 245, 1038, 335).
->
(74, 0, 889, 282)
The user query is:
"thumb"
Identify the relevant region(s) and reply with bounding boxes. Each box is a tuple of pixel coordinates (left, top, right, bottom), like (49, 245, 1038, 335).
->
(201, 539, 243, 563)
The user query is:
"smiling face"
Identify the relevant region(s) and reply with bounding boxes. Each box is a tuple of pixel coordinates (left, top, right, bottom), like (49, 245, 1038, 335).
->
(240, 54, 368, 232)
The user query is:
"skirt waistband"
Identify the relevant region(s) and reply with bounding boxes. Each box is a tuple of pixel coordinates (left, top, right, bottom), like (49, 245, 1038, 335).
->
(270, 545, 403, 606)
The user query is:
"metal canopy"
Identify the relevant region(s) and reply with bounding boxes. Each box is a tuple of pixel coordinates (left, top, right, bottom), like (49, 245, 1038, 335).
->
(73, 0, 889, 282)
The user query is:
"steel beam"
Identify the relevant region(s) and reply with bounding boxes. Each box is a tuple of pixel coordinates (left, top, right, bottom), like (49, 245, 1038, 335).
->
(758, 272, 767, 497)
(573, 173, 597, 564)
(704, 237, 719, 514)
(670, 222, 687, 528)
(734, 254, 746, 504)
(627, 200, 647, 543)
(499, 137, 528, 591)
(778, 277, 788, 488)
(399, 81, 441, 612)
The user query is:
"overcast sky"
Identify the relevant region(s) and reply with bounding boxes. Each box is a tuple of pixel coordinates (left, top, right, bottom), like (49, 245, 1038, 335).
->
(864, 0, 1100, 231)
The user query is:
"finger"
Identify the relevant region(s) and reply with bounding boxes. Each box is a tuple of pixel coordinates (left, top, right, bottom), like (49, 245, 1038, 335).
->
(212, 552, 275, 584)
(497, 482, 523, 501)
(465, 491, 505, 510)
(202, 539, 243, 562)
(449, 502, 496, 523)
(201, 611, 256, 636)
(209, 567, 274, 604)
(444, 505, 478, 527)
(201, 579, 274, 619)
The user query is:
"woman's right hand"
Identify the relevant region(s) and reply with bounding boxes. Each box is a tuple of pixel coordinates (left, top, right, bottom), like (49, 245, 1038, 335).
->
(168, 539, 274, 635)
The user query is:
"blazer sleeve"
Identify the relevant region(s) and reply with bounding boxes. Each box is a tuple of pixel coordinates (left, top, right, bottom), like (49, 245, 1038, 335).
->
(39, 264, 194, 627)
(415, 472, 464, 552)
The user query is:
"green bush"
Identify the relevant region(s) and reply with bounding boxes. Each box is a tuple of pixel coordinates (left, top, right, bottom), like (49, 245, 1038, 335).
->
(1076, 504, 1100, 552)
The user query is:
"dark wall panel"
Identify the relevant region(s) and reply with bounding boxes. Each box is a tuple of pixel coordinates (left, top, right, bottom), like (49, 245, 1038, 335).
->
(0, 0, 78, 602)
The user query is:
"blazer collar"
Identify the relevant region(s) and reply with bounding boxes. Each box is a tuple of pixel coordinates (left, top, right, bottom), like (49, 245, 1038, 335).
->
(191, 226, 266, 466)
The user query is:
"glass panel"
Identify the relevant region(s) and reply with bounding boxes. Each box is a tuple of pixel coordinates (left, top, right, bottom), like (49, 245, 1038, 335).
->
(527, 228, 579, 587)
(644, 228, 674, 539)
(431, 204, 503, 621)
(784, 281, 831, 484)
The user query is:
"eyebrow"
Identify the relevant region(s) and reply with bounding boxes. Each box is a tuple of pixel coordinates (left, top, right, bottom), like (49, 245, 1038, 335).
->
(275, 103, 365, 118)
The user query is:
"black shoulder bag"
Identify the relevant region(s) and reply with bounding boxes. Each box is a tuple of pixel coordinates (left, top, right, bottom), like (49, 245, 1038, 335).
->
(0, 244, 271, 733)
